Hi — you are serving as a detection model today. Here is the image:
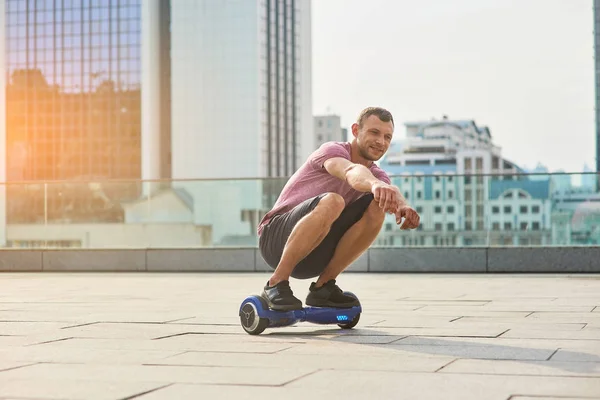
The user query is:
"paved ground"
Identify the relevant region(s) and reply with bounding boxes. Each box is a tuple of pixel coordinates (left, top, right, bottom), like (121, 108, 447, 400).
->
(0, 272, 599, 400)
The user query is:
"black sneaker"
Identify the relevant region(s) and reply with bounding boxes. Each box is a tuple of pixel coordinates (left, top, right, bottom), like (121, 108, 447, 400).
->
(261, 280, 303, 311)
(305, 279, 359, 308)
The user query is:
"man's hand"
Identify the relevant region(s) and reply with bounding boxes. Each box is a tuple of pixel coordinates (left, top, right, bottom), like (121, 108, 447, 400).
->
(371, 182, 401, 214)
(395, 206, 420, 230)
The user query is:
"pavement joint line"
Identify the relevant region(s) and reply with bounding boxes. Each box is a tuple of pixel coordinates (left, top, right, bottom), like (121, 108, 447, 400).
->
(449, 316, 463, 322)
(119, 383, 174, 400)
(163, 317, 196, 323)
(61, 322, 100, 330)
(495, 329, 511, 338)
(434, 358, 459, 372)
(26, 337, 74, 346)
(546, 348, 560, 361)
(152, 332, 207, 340)
(581, 323, 588, 331)
(281, 368, 322, 387)
(387, 335, 409, 344)
(0, 362, 40, 373)
(524, 312, 535, 318)
(437, 370, 600, 379)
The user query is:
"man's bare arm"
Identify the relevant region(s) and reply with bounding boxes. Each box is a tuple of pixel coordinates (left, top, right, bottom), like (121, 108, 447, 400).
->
(323, 157, 379, 192)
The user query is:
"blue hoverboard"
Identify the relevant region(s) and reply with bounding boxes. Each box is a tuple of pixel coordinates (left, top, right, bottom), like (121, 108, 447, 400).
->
(239, 292, 362, 335)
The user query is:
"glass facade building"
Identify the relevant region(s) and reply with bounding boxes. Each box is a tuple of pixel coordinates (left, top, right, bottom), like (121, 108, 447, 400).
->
(5, 0, 141, 182)
(4, 0, 143, 223)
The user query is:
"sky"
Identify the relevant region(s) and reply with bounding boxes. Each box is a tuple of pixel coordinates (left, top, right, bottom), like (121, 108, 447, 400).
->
(311, 0, 595, 173)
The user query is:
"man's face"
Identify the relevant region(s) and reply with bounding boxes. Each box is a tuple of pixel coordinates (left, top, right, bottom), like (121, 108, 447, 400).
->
(354, 115, 394, 161)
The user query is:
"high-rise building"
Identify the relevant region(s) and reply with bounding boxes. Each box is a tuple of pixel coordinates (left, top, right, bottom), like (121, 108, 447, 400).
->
(3, 0, 142, 182)
(1, 0, 147, 231)
(595, 0, 600, 186)
(314, 115, 346, 150)
(169, 0, 313, 179)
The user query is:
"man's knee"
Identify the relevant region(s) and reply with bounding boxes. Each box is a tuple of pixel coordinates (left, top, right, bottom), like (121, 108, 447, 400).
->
(364, 198, 386, 227)
(314, 193, 345, 219)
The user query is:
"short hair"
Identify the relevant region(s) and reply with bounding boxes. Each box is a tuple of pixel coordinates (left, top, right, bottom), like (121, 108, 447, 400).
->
(357, 107, 394, 128)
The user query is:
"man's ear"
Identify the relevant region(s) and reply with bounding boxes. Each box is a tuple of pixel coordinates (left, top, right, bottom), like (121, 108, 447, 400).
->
(351, 123, 360, 139)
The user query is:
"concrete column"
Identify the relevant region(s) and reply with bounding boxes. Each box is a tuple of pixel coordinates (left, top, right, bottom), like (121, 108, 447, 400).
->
(0, 0, 7, 247)
(141, 0, 162, 195)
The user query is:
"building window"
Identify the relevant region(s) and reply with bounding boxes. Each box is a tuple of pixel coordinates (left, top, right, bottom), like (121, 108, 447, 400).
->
(504, 206, 512, 214)
(520, 222, 528, 230)
(417, 191, 422, 199)
(532, 222, 540, 230)
(434, 206, 442, 213)
(465, 158, 472, 170)
(492, 222, 500, 230)
(504, 192, 513, 199)
(447, 223, 455, 231)
(5, 0, 143, 223)
(435, 223, 443, 231)
(447, 205, 455, 213)
(435, 190, 440, 199)
(532, 205, 540, 213)
(416, 206, 423, 213)
(476, 157, 483, 171)
(492, 206, 500, 214)
(448, 190, 454, 199)
(504, 222, 512, 230)
(520, 205, 528, 213)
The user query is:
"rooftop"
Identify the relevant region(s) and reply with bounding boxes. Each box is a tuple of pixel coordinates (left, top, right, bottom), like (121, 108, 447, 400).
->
(0, 272, 598, 399)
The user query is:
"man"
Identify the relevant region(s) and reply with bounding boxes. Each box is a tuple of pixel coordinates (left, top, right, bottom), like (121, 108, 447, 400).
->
(257, 107, 420, 311)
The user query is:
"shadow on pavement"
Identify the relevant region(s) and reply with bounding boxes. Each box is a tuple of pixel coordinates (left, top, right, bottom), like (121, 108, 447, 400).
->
(265, 327, 600, 375)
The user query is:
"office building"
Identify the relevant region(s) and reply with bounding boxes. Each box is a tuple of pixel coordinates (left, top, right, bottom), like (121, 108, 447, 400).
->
(378, 116, 552, 247)
(314, 115, 346, 150)
(595, 0, 600, 182)
(169, 0, 313, 180)
(0, 0, 313, 248)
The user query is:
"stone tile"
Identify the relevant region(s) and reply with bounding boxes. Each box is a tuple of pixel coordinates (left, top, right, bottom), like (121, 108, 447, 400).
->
(501, 329, 600, 341)
(0, 251, 43, 272)
(550, 348, 600, 363)
(0, 347, 182, 364)
(0, 322, 71, 335)
(0, 361, 36, 372)
(488, 247, 600, 273)
(482, 304, 596, 313)
(509, 397, 600, 400)
(43, 250, 146, 271)
(527, 312, 600, 322)
(384, 344, 555, 361)
(159, 350, 452, 372)
(441, 359, 600, 377)
(369, 248, 487, 272)
(449, 319, 587, 331)
(0, 379, 168, 400)
(147, 249, 255, 271)
(329, 325, 509, 338)
(394, 336, 600, 351)
(0, 363, 317, 386)
(286, 370, 600, 399)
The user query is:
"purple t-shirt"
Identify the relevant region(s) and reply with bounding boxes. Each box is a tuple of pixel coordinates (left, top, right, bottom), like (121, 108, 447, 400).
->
(257, 141, 391, 235)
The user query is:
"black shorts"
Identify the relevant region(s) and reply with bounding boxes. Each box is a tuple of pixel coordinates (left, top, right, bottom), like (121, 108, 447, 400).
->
(259, 193, 374, 280)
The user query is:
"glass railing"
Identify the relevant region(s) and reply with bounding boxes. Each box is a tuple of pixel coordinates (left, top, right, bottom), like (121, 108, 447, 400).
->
(0, 172, 598, 248)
